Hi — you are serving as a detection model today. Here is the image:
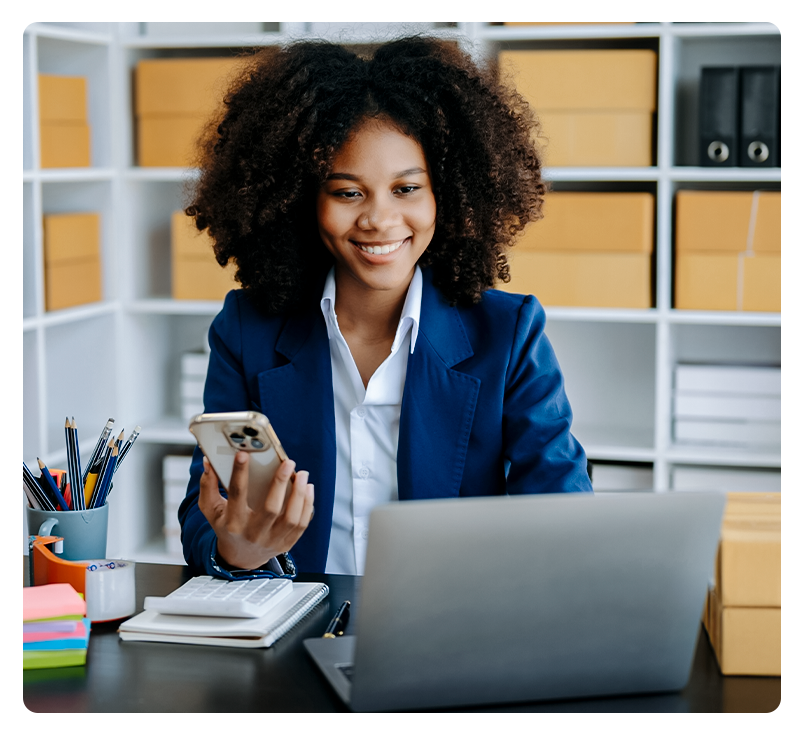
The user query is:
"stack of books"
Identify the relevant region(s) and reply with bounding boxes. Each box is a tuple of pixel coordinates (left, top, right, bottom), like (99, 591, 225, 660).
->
(23, 583, 90, 670)
(163, 454, 193, 557)
(673, 364, 781, 448)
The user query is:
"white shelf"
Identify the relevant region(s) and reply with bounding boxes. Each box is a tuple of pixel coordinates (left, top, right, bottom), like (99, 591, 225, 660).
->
(21, 21, 782, 561)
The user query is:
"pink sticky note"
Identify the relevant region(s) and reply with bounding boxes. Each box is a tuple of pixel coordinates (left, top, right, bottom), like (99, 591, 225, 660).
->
(23, 583, 86, 622)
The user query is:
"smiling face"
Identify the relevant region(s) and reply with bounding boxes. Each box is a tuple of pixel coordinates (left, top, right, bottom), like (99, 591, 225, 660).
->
(316, 117, 437, 300)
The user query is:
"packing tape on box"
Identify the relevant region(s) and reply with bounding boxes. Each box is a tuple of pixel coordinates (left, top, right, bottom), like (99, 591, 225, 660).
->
(29, 535, 137, 622)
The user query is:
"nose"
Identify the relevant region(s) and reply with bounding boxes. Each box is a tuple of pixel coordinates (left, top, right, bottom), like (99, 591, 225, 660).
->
(358, 195, 400, 231)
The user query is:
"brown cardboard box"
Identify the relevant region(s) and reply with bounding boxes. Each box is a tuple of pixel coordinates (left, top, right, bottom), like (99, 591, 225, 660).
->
(676, 191, 753, 253)
(40, 122, 91, 168)
(519, 192, 654, 252)
(498, 50, 657, 111)
(45, 259, 103, 311)
(135, 57, 244, 118)
(137, 117, 208, 168)
(500, 251, 651, 308)
(717, 492, 780, 608)
(705, 586, 781, 676)
(675, 253, 780, 312)
(675, 191, 781, 312)
(42, 213, 102, 311)
(43, 213, 100, 262)
(171, 211, 239, 300)
(135, 58, 244, 167)
(38, 74, 88, 123)
(498, 50, 656, 167)
(753, 192, 782, 253)
(538, 111, 653, 167)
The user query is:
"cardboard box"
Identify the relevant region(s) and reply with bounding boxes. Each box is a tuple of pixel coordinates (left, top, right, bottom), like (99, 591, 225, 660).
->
(753, 192, 781, 253)
(499, 50, 656, 111)
(675, 253, 780, 311)
(137, 116, 208, 168)
(44, 259, 102, 311)
(40, 122, 91, 168)
(500, 251, 651, 308)
(538, 110, 653, 168)
(43, 213, 102, 311)
(676, 191, 754, 253)
(499, 50, 656, 167)
(135, 57, 244, 118)
(135, 57, 244, 167)
(718, 492, 780, 607)
(171, 211, 239, 300)
(705, 586, 780, 676)
(519, 192, 654, 252)
(38, 74, 88, 123)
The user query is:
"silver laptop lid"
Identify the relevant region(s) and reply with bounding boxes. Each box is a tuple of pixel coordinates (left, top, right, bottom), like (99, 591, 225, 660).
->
(350, 491, 725, 712)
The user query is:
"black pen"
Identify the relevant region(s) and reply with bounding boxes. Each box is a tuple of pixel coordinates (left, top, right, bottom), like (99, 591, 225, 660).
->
(323, 600, 350, 638)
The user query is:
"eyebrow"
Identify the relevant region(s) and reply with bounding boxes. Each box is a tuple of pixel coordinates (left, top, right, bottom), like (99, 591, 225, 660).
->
(325, 167, 428, 182)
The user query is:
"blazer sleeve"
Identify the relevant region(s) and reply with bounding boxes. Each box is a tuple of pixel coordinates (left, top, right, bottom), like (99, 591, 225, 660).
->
(502, 295, 593, 494)
(177, 290, 294, 580)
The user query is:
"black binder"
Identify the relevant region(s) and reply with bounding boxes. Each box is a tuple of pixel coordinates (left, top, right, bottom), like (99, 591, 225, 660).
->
(739, 65, 781, 168)
(699, 67, 739, 167)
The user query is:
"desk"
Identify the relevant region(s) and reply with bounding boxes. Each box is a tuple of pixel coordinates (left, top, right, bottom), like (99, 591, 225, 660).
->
(23, 562, 780, 713)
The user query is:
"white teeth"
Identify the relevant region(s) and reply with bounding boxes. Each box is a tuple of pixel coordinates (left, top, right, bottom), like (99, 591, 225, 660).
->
(357, 239, 405, 255)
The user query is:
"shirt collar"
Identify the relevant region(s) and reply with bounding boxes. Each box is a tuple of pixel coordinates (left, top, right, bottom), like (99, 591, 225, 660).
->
(320, 265, 422, 354)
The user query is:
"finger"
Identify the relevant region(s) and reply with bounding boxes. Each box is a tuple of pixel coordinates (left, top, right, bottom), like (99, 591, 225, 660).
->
(276, 475, 314, 548)
(262, 459, 296, 517)
(281, 470, 311, 527)
(225, 451, 251, 524)
(198, 456, 226, 525)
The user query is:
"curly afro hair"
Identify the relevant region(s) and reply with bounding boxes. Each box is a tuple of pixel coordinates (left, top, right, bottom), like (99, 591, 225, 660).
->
(186, 35, 547, 316)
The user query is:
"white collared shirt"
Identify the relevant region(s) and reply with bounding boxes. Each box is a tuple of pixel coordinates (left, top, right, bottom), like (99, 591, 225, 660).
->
(320, 266, 422, 575)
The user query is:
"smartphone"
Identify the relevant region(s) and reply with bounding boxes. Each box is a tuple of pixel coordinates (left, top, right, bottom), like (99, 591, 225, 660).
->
(189, 411, 290, 510)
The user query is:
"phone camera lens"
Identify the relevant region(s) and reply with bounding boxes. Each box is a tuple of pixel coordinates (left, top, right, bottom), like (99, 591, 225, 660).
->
(229, 433, 245, 444)
(243, 426, 258, 437)
(250, 439, 264, 449)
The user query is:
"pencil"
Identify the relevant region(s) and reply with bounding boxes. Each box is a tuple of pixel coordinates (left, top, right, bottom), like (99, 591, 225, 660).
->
(89, 437, 114, 509)
(95, 443, 119, 509)
(23, 462, 54, 511)
(82, 418, 114, 488)
(65, 418, 81, 510)
(116, 425, 141, 469)
(87, 430, 124, 505)
(37, 458, 69, 511)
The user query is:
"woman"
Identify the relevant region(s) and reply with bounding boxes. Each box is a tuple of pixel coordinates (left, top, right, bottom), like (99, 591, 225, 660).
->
(179, 36, 593, 580)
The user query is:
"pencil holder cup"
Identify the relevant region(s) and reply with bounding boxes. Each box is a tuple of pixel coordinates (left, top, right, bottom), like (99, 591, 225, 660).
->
(26, 504, 108, 562)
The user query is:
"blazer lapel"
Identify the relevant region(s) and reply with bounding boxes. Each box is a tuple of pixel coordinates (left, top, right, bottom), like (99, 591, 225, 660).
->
(397, 274, 480, 500)
(256, 309, 336, 572)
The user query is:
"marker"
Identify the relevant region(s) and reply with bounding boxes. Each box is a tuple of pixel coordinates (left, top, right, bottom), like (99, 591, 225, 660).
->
(322, 600, 350, 638)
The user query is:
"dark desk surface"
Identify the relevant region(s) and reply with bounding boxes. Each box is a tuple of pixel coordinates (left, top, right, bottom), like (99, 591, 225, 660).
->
(23, 561, 780, 713)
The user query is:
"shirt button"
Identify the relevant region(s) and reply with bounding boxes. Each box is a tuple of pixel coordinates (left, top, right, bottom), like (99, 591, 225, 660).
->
(358, 467, 370, 479)
(362, 529, 369, 540)
(356, 407, 366, 418)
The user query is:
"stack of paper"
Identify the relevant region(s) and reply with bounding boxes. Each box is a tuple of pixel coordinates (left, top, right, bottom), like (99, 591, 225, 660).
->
(23, 583, 90, 670)
(673, 364, 781, 448)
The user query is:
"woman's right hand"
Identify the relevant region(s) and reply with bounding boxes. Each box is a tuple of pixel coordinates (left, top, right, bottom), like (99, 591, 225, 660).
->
(198, 451, 315, 570)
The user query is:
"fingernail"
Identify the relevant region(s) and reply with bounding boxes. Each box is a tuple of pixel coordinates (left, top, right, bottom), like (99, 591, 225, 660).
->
(236, 451, 248, 464)
(281, 460, 296, 477)
(202, 456, 210, 472)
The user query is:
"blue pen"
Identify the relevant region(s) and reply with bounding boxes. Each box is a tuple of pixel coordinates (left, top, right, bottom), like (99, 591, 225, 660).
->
(95, 444, 119, 508)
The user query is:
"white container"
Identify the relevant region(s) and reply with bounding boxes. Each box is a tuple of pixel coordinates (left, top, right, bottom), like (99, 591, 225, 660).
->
(674, 365, 780, 396)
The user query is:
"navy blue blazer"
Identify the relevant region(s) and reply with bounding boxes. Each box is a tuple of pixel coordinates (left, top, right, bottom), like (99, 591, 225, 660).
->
(179, 268, 592, 576)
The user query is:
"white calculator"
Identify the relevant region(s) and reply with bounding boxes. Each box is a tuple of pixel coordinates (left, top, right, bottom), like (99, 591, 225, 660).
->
(144, 575, 293, 618)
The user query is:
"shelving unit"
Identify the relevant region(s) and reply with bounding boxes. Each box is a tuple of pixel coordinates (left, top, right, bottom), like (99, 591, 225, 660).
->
(22, 22, 781, 562)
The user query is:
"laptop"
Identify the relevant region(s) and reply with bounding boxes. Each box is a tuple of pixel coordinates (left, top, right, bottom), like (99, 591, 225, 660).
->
(304, 491, 725, 712)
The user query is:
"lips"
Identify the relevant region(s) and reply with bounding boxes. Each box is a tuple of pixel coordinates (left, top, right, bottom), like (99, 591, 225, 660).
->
(353, 238, 409, 255)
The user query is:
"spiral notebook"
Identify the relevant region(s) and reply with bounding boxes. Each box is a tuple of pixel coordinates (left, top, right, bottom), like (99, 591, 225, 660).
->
(119, 582, 329, 648)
